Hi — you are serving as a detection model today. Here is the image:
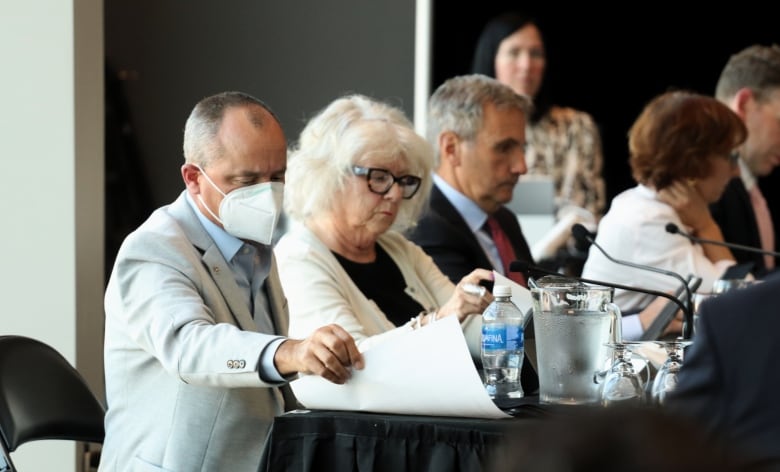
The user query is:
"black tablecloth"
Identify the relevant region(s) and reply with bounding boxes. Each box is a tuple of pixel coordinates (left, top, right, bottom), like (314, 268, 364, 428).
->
(259, 397, 558, 472)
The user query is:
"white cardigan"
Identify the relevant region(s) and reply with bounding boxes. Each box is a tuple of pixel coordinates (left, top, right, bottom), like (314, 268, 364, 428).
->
(274, 222, 482, 357)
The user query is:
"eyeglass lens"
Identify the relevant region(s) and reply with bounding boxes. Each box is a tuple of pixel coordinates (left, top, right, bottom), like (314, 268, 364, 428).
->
(367, 169, 420, 199)
(351, 166, 421, 199)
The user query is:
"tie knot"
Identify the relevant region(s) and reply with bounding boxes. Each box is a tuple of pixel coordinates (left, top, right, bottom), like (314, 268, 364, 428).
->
(485, 215, 502, 237)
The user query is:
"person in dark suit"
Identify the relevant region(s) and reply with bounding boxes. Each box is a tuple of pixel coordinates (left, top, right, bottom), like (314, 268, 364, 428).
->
(413, 185, 533, 287)
(711, 44, 780, 277)
(406, 74, 538, 393)
(666, 273, 780, 470)
(407, 74, 534, 287)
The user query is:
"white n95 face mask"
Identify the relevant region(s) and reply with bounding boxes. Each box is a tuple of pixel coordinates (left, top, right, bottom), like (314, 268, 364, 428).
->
(197, 165, 284, 245)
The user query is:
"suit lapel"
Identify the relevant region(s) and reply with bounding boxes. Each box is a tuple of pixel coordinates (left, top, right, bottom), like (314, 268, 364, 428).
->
(168, 192, 258, 332)
(429, 187, 494, 269)
(201, 245, 258, 331)
(430, 187, 534, 267)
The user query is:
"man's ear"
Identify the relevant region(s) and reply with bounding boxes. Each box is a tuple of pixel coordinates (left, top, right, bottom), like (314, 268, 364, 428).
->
(730, 87, 754, 119)
(438, 131, 462, 167)
(181, 163, 201, 193)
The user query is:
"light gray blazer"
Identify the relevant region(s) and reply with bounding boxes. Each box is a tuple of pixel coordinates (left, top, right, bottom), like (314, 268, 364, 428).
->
(100, 192, 290, 472)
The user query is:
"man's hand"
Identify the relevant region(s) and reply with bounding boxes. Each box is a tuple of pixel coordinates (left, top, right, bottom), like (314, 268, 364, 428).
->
(274, 324, 364, 384)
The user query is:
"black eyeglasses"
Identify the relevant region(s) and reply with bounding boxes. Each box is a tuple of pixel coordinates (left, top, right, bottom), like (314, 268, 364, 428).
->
(351, 166, 422, 199)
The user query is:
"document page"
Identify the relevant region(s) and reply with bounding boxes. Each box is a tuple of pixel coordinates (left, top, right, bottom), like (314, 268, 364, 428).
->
(290, 315, 511, 419)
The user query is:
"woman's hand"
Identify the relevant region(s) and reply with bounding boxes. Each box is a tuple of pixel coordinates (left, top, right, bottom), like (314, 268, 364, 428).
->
(436, 269, 495, 323)
(657, 180, 735, 263)
(657, 180, 714, 234)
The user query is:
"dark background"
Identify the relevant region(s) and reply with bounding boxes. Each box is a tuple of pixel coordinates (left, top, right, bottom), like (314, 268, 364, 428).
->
(432, 3, 780, 215)
(104, 2, 780, 281)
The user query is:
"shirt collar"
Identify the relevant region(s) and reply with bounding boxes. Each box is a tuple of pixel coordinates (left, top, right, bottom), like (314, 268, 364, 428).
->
(636, 184, 657, 198)
(738, 157, 757, 191)
(433, 174, 489, 231)
(185, 192, 244, 263)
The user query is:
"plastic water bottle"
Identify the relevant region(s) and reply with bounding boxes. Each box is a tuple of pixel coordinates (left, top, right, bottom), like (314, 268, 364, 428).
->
(481, 284, 524, 400)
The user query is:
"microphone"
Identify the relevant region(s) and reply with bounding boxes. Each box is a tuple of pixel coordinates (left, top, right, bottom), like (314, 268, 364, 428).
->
(572, 223, 694, 339)
(665, 222, 780, 258)
(509, 260, 693, 340)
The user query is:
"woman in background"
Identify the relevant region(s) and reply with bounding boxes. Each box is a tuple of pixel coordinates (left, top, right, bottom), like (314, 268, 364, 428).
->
(472, 11, 606, 267)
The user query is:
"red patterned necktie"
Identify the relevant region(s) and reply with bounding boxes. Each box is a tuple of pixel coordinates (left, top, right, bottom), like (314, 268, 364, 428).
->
(485, 216, 527, 287)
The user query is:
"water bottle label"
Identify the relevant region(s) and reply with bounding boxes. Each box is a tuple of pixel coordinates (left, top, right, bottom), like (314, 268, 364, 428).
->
(482, 324, 523, 351)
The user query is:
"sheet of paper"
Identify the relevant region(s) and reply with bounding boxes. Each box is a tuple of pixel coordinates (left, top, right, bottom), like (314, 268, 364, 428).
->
(290, 316, 511, 419)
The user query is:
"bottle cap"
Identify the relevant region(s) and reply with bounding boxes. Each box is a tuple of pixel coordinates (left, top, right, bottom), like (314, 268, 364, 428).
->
(493, 284, 511, 297)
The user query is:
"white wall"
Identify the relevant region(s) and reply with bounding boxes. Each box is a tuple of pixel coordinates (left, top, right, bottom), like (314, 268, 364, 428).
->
(0, 1, 103, 471)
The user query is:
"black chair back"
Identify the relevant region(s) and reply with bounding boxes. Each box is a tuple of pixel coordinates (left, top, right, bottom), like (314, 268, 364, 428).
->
(0, 335, 105, 471)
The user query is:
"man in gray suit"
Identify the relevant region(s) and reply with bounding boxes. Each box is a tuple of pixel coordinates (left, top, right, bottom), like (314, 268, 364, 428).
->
(100, 91, 364, 471)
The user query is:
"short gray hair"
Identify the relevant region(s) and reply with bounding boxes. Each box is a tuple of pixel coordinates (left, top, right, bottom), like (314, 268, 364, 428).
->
(715, 44, 780, 103)
(285, 94, 434, 232)
(182, 91, 277, 167)
(427, 74, 532, 166)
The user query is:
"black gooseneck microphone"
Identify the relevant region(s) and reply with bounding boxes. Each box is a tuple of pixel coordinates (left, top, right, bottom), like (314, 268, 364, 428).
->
(509, 260, 693, 340)
(572, 223, 694, 339)
(665, 222, 780, 258)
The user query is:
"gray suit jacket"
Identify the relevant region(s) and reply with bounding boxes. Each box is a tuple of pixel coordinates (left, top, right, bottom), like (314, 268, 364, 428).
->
(100, 192, 290, 472)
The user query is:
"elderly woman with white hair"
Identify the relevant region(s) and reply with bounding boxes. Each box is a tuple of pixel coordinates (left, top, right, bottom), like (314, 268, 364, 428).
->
(275, 94, 493, 355)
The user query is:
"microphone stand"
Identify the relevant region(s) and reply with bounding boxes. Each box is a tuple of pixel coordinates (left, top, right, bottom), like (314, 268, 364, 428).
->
(665, 223, 780, 258)
(509, 260, 694, 340)
(572, 224, 694, 339)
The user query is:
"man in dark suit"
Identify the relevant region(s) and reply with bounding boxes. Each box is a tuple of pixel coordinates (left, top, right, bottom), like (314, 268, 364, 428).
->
(408, 74, 534, 287)
(407, 75, 538, 393)
(711, 44, 780, 277)
(666, 273, 780, 470)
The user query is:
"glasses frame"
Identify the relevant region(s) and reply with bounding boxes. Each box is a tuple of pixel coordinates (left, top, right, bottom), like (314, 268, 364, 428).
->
(351, 165, 422, 199)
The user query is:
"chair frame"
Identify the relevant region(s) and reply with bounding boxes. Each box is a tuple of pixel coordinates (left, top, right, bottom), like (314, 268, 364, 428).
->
(0, 335, 105, 472)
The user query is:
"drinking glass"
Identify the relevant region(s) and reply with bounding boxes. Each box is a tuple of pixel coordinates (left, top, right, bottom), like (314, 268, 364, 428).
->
(690, 292, 715, 336)
(689, 279, 762, 336)
(712, 278, 762, 294)
(650, 340, 691, 405)
(599, 343, 645, 406)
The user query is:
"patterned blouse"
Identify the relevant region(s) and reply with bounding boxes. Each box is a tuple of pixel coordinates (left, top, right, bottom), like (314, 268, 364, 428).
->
(525, 105, 606, 219)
